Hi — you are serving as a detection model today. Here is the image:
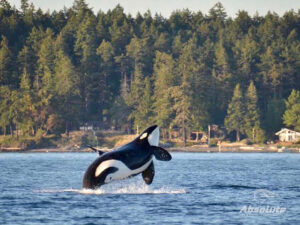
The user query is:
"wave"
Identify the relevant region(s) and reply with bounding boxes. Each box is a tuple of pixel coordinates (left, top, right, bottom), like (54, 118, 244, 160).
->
(35, 181, 186, 195)
(209, 184, 258, 190)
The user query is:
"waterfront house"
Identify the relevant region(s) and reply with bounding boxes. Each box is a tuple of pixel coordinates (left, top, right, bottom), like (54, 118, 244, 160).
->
(275, 128, 300, 142)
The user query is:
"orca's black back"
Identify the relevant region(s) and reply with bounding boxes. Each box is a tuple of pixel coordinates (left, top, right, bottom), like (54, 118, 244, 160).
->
(82, 138, 152, 189)
(107, 140, 152, 170)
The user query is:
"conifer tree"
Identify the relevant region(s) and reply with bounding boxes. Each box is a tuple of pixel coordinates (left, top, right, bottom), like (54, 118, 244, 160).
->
(0, 86, 11, 135)
(234, 36, 259, 83)
(35, 29, 55, 90)
(172, 75, 192, 144)
(0, 36, 12, 85)
(19, 68, 35, 135)
(126, 36, 153, 77)
(209, 2, 227, 22)
(18, 46, 36, 82)
(225, 84, 245, 141)
(21, 0, 29, 13)
(34, 29, 56, 132)
(283, 90, 300, 131)
(110, 74, 131, 130)
(53, 50, 79, 134)
(74, 13, 98, 118)
(74, 14, 97, 70)
(0, 1, 299, 142)
(154, 33, 170, 53)
(172, 41, 195, 143)
(109, 8, 132, 55)
(8, 90, 21, 136)
(244, 81, 263, 142)
(172, 34, 183, 58)
(132, 77, 153, 131)
(127, 67, 145, 132)
(180, 36, 210, 131)
(213, 39, 233, 115)
(153, 52, 175, 137)
(259, 46, 280, 98)
(97, 39, 118, 101)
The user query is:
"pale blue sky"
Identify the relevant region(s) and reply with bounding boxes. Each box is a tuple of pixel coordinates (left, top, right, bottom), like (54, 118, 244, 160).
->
(7, 0, 300, 18)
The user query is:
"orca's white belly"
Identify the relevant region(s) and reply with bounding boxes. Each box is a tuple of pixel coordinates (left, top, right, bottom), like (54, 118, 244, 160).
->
(95, 158, 153, 183)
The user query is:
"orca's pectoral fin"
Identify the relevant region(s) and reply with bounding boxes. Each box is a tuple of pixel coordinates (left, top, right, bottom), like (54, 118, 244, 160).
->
(151, 146, 172, 161)
(87, 145, 105, 156)
(142, 161, 155, 185)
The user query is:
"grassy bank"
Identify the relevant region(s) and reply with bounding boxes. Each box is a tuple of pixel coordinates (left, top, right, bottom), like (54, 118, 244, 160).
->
(0, 130, 137, 152)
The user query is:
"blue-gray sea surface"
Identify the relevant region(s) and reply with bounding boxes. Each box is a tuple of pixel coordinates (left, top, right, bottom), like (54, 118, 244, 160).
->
(0, 152, 299, 225)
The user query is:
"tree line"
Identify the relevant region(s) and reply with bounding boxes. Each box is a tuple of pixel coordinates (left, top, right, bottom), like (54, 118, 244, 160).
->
(0, 0, 299, 143)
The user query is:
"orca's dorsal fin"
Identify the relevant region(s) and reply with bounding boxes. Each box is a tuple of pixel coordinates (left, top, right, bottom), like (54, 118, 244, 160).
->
(87, 145, 105, 156)
(151, 146, 172, 161)
(142, 161, 155, 184)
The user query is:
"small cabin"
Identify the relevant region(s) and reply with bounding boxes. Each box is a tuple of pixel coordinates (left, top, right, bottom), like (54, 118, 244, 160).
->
(79, 122, 101, 131)
(275, 128, 300, 142)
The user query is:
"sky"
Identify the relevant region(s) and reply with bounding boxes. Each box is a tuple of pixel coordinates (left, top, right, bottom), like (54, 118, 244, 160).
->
(7, 0, 300, 18)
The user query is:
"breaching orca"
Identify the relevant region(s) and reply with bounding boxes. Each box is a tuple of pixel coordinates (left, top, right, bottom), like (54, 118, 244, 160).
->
(82, 125, 172, 189)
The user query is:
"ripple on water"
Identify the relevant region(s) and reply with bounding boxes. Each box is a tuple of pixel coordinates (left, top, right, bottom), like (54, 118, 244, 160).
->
(1, 152, 300, 225)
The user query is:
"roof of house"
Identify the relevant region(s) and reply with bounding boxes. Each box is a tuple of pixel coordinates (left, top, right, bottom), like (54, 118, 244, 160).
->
(275, 128, 300, 135)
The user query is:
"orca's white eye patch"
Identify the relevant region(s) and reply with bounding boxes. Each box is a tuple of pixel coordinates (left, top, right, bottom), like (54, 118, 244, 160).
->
(140, 133, 148, 140)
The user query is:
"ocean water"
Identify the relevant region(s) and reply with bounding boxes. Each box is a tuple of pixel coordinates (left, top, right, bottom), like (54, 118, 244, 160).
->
(0, 152, 299, 225)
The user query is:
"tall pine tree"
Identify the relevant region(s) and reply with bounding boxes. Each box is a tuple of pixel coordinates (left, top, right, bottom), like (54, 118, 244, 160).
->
(153, 51, 175, 138)
(0, 36, 13, 85)
(225, 84, 245, 141)
(283, 90, 300, 131)
(244, 81, 264, 142)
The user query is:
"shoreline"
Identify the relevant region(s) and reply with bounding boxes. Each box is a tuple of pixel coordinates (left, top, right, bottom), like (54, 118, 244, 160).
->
(0, 146, 299, 153)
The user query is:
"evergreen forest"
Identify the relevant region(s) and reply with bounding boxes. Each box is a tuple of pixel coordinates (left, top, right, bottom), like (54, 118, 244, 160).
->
(0, 0, 300, 144)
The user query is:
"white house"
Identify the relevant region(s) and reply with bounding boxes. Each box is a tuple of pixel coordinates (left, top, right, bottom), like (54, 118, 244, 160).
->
(275, 128, 300, 142)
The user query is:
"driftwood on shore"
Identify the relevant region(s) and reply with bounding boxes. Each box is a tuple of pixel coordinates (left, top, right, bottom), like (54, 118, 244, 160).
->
(0, 147, 22, 152)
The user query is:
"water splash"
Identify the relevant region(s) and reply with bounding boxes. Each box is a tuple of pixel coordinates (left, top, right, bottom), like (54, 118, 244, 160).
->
(35, 180, 186, 195)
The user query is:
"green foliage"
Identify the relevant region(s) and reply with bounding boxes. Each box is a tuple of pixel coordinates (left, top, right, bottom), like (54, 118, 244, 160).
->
(153, 52, 175, 130)
(18, 69, 35, 134)
(97, 40, 114, 63)
(171, 62, 193, 143)
(225, 82, 265, 143)
(0, 1, 299, 145)
(263, 98, 285, 138)
(132, 77, 153, 130)
(283, 90, 300, 131)
(0, 36, 13, 85)
(0, 86, 12, 132)
(225, 84, 245, 141)
(244, 81, 264, 142)
(128, 75, 153, 132)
